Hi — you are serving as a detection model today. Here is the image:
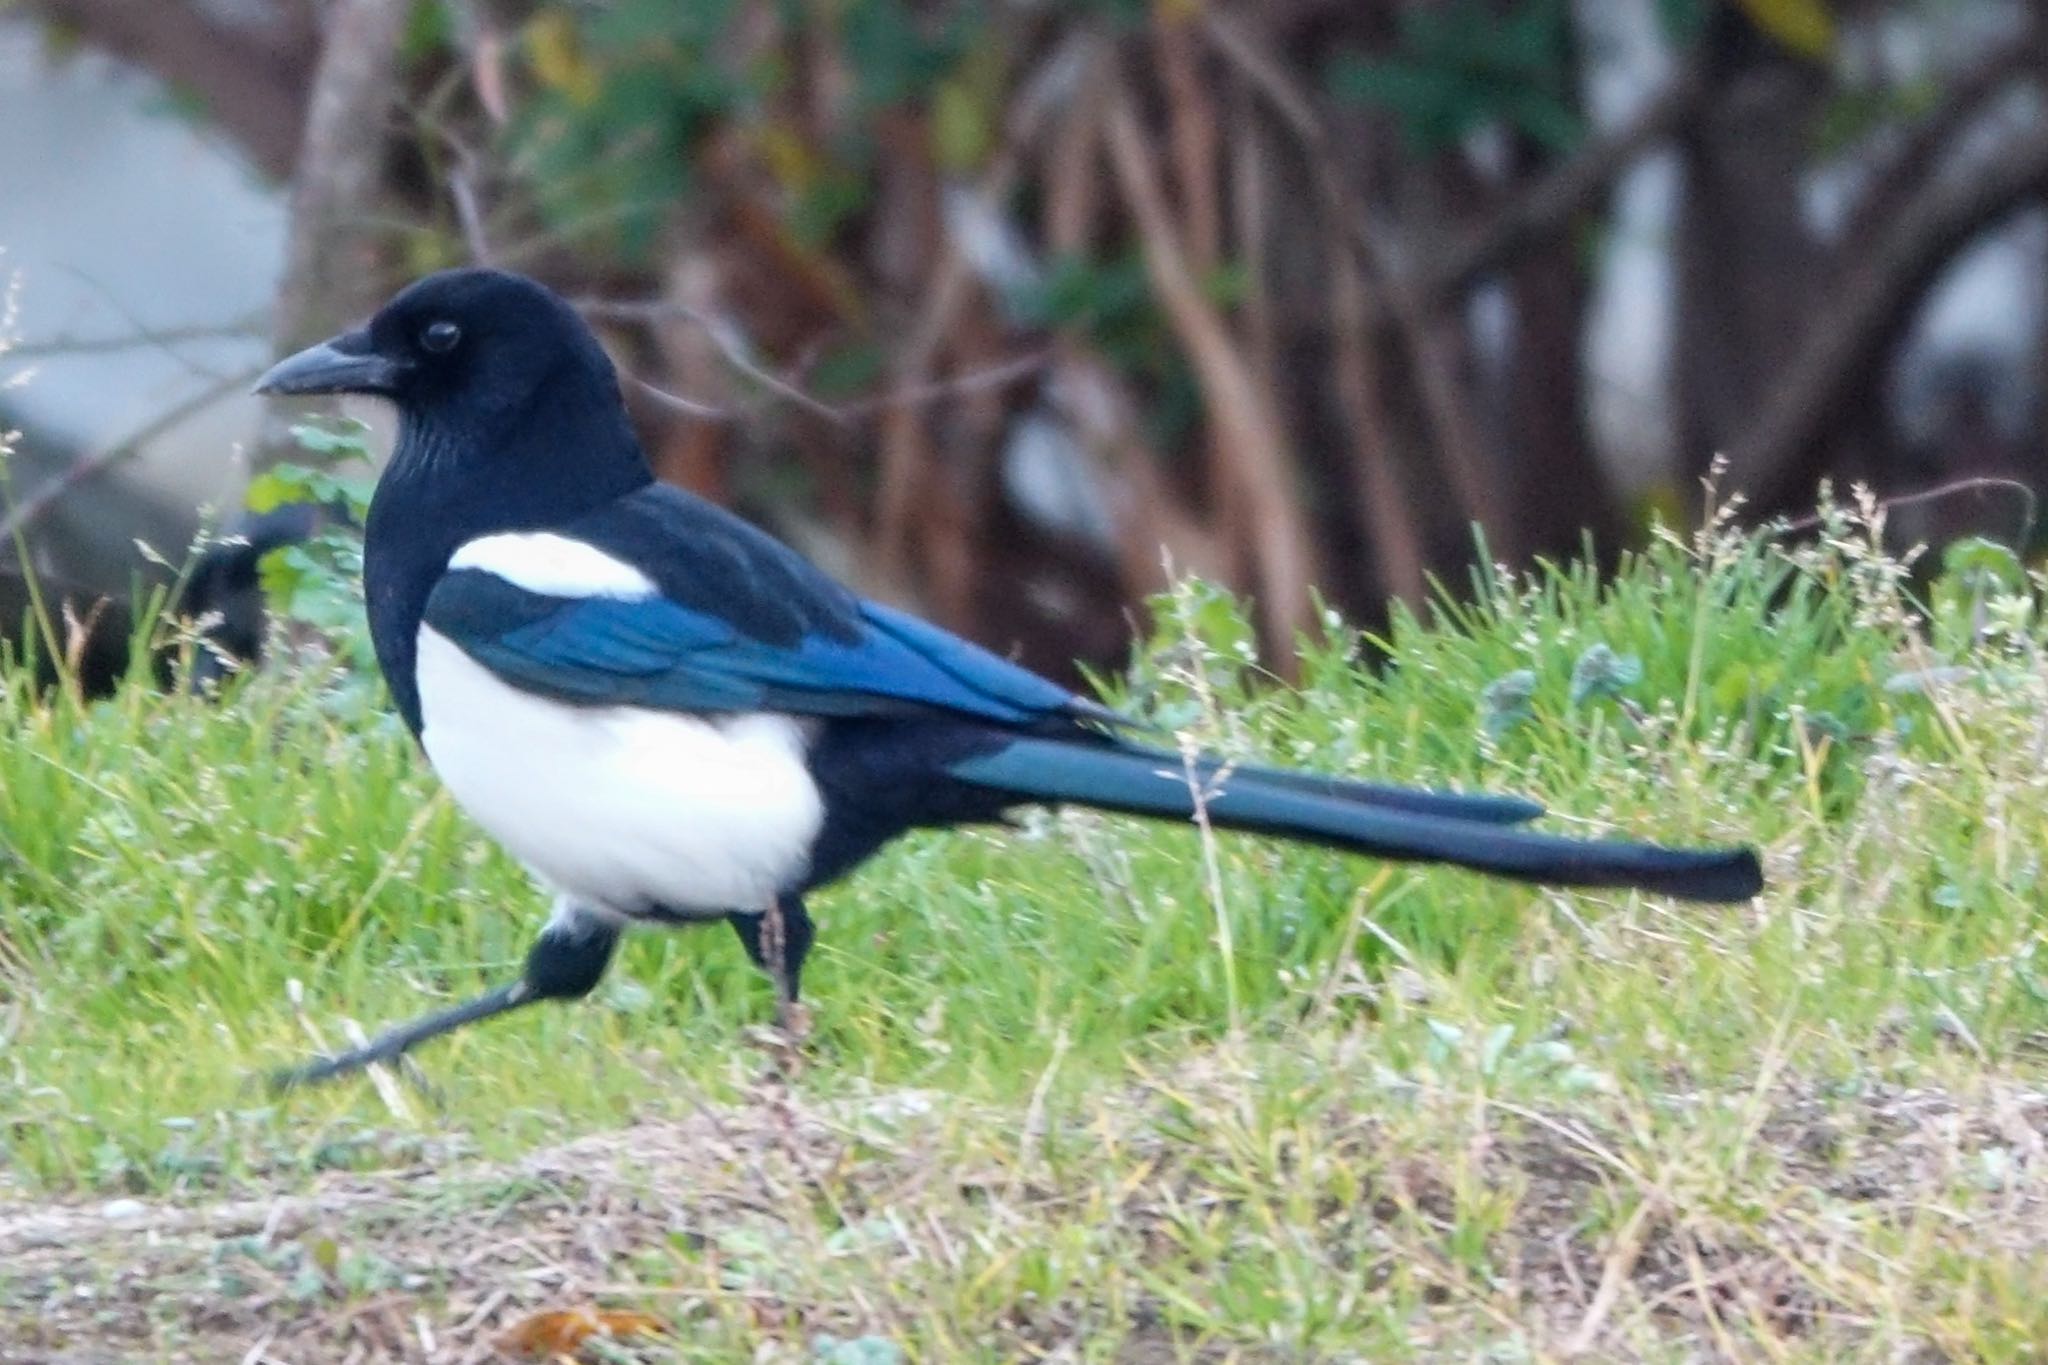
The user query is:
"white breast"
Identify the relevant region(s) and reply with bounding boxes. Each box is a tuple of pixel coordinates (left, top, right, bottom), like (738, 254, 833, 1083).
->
(415, 625, 824, 919)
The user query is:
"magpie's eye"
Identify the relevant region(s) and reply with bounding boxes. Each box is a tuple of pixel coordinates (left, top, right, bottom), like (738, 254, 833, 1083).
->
(420, 320, 462, 355)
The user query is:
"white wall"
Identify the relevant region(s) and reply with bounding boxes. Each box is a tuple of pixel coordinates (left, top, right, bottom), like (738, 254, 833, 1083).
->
(0, 16, 286, 523)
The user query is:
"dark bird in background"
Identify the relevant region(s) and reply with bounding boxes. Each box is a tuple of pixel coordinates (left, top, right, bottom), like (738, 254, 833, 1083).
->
(2, 502, 324, 698)
(179, 501, 335, 690)
(255, 268, 1764, 1089)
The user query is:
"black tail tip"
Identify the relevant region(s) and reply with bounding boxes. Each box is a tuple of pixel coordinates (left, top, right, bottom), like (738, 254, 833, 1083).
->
(1666, 847, 1765, 902)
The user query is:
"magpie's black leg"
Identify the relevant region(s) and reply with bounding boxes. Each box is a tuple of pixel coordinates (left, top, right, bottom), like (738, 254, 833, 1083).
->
(727, 898, 815, 997)
(270, 907, 620, 1092)
(727, 896, 814, 1038)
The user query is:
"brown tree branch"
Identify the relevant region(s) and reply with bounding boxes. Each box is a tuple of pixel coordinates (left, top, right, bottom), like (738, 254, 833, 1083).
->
(1329, 245, 1427, 605)
(1724, 124, 2048, 511)
(1202, 11, 1512, 552)
(23, 0, 315, 179)
(1105, 79, 1317, 655)
(1156, 14, 1223, 274)
(255, 0, 415, 470)
(270, 0, 413, 349)
(1204, 11, 1705, 308)
(871, 30, 1100, 591)
(580, 295, 1048, 426)
(1424, 62, 1708, 300)
(832, 350, 1049, 420)
(1839, 17, 2045, 263)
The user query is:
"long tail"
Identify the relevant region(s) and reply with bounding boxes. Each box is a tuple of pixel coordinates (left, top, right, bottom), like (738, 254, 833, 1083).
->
(1210, 757, 1544, 825)
(947, 736, 1762, 902)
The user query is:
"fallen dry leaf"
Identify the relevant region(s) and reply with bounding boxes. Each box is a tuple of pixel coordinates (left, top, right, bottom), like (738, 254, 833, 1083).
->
(496, 1306, 666, 1357)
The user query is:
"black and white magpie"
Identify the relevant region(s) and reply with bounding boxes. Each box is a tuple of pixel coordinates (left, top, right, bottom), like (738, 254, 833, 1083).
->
(255, 268, 1763, 1088)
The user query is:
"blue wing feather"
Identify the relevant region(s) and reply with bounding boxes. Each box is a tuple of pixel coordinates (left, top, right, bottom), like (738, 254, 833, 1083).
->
(420, 482, 1116, 726)
(428, 572, 1097, 726)
(857, 600, 1087, 718)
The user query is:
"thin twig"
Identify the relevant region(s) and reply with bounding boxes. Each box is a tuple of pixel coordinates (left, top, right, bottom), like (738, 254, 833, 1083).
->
(585, 295, 1048, 425)
(0, 370, 255, 540)
(831, 348, 1049, 419)
(1562, 1197, 1657, 1356)
(579, 298, 847, 426)
(1769, 475, 2038, 545)
(448, 162, 494, 266)
(6, 320, 262, 360)
(626, 375, 731, 422)
(429, 165, 735, 421)
(51, 265, 251, 381)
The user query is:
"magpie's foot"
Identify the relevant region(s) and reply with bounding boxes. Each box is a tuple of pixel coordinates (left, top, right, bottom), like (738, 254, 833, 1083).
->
(269, 982, 530, 1098)
(267, 1047, 449, 1114)
(776, 999, 814, 1046)
(269, 1046, 384, 1093)
(743, 1005, 813, 1079)
(268, 1038, 412, 1092)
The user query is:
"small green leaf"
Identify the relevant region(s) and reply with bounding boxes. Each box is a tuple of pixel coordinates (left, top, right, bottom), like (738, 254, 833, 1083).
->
(931, 77, 991, 171)
(1479, 668, 1537, 739)
(287, 419, 375, 460)
(311, 1236, 340, 1273)
(1941, 536, 2024, 593)
(812, 1335, 906, 1365)
(1568, 644, 1642, 705)
(1479, 1022, 1515, 1076)
(288, 1262, 328, 1301)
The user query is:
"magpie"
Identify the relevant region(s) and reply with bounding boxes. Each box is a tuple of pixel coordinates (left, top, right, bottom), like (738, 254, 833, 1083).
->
(255, 268, 1763, 1088)
(181, 501, 336, 690)
(2, 503, 322, 699)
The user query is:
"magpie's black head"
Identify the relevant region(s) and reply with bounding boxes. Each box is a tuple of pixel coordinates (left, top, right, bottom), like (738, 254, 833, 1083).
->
(257, 268, 652, 526)
(257, 268, 612, 418)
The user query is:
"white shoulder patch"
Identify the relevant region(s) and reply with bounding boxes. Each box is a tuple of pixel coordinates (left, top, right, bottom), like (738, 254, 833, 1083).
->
(448, 532, 656, 599)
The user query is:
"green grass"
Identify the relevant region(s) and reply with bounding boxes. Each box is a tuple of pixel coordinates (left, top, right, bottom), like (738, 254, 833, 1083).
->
(3, 504, 2046, 1359)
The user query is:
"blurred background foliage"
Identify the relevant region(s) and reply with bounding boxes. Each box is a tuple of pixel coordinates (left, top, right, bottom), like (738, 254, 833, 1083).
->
(10, 0, 2048, 682)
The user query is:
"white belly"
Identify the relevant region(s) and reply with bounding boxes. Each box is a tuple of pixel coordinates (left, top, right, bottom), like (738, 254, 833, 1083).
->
(415, 626, 825, 917)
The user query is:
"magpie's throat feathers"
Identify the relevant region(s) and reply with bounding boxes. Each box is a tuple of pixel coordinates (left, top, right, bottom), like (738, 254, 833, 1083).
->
(364, 363, 652, 738)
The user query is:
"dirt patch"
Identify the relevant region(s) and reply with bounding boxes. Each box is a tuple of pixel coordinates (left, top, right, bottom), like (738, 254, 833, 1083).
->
(0, 1075, 2043, 1361)
(0, 1084, 905, 1363)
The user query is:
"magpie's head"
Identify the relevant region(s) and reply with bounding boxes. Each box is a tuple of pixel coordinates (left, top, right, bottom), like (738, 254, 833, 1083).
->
(256, 268, 617, 424)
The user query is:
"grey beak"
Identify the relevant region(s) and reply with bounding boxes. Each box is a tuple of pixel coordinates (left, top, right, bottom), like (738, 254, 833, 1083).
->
(254, 330, 403, 396)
